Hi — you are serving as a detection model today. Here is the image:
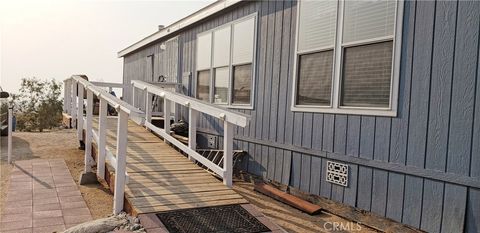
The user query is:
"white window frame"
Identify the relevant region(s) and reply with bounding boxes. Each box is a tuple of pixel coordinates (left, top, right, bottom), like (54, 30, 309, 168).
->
(291, 0, 404, 117)
(195, 13, 258, 110)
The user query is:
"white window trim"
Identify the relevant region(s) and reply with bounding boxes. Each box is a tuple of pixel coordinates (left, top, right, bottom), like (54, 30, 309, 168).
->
(195, 12, 258, 110)
(291, 0, 404, 117)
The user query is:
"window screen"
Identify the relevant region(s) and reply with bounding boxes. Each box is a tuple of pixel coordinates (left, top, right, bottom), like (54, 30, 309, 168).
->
(232, 17, 255, 64)
(296, 50, 334, 106)
(343, 0, 396, 43)
(214, 67, 229, 104)
(341, 41, 393, 107)
(232, 64, 252, 104)
(197, 70, 210, 101)
(298, 0, 337, 51)
(213, 26, 231, 67)
(197, 33, 212, 70)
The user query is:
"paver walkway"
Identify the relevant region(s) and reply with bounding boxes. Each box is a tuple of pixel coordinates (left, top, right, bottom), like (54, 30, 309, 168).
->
(0, 159, 93, 233)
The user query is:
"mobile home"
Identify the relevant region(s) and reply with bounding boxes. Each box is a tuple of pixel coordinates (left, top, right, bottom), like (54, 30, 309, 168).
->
(118, 1, 480, 232)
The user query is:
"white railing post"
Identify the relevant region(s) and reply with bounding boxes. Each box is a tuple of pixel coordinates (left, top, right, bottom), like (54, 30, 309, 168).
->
(188, 108, 197, 162)
(71, 81, 77, 128)
(97, 97, 107, 179)
(84, 90, 93, 173)
(63, 80, 69, 113)
(70, 80, 75, 115)
(164, 98, 171, 138)
(145, 91, 152, 124)
(113, 109, 128, 214)
(77, 84, 84, 141)
(131, 84, 136, 108)
(7, 107, 13, 164)
(223, 120, 233, 188)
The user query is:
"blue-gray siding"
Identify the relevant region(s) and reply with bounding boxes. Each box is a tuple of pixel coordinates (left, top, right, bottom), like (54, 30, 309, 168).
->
(122, 1, 480, 232)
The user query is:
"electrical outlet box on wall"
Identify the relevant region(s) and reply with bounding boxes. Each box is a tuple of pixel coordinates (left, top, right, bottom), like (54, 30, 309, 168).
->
(207, 135, 217, 149)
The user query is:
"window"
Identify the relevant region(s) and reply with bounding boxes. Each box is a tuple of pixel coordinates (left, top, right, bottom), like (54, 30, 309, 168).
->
(341, 41, 393, 107)
(232, 64, 252, 104)
(195, 14, 256, 108)
(292, 0, 403, 116)
(297, 50, 333, 106)
(197, 70, 210, 101)
(197, 32, 212, 102)
(214, 67, 229, 104)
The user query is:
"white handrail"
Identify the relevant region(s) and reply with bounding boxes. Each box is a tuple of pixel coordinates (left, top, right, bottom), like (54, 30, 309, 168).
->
(63, 75, 145, 214)
(63, 76, 250, 214)
(131, 80, 249, 127)
(131, 79, 249, 187)
(90, 81, 126, 88)
(69, 76, 143, 117)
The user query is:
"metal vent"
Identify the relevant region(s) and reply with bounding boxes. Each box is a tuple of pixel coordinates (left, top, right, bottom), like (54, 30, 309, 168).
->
(156, 205, 270, 233)
(326, 161, 349, 187)
(207, 135, 217, 148)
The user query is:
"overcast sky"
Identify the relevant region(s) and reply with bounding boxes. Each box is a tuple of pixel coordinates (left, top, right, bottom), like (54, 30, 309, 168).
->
(0, 0, 213, 94)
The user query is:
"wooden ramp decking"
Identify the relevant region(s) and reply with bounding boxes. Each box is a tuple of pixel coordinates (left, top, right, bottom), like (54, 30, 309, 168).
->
(91, 116, 248, 215)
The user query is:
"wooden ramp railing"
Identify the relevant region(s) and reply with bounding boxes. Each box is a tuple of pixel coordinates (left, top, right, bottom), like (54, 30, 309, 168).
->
(63, 75, 249, 215)
(131, 80, 249, 187)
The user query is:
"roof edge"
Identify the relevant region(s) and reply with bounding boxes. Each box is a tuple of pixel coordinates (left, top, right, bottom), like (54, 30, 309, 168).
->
(117, 0, 243, 58)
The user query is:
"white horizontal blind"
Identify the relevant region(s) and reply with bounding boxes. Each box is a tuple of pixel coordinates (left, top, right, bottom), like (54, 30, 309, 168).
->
(232, 17, 255, 64)
(214, 67, 229, 104)
(343, 0, 396, 43)
(213, 26, 231, 67)
(297, 50, 334, 106)
(298, 0, 337, 52)
(197, 33, 212, 70)
(341, 41, 393, 107)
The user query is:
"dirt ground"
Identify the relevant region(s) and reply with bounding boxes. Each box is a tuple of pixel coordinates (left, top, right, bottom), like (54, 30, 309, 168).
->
(1, 128, 376, 233)
(0, 128, 113, 219)
(233, 180, 377, 233)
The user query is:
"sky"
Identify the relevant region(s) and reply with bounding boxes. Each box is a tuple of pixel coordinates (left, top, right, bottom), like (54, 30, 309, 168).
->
(0, 0, 214, 94)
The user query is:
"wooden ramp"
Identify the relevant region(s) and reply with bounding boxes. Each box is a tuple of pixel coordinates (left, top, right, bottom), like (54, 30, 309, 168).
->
(92, 117, 247, 215)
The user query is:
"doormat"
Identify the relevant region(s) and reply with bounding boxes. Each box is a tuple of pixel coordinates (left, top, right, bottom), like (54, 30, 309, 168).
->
(156, 204, 271, 233)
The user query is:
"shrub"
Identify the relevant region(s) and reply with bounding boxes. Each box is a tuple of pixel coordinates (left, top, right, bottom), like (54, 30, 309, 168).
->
(13, 78, 63, 132)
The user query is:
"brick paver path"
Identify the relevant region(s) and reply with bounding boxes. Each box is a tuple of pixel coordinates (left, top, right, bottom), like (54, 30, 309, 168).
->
(1, 159, 93, 233)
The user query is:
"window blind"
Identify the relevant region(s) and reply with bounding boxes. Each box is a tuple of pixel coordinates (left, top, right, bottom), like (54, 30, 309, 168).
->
(214, 67, 229, 104)
(232, 17, 255, 64)
(232, 64, 252, 104)
(213, 26, 231, 67)
(341, 41, 393, 107)
(197, 33, 212, 70)
(296, 50, 334, 106)
(343, 0, 396, 43)
(298, 0, 337, 52)
(197, 70, 210, 101)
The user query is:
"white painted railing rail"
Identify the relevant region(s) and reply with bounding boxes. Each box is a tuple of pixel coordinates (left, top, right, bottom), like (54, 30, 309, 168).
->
(63, 75, 144, 214)
(131, 79, 249, 187)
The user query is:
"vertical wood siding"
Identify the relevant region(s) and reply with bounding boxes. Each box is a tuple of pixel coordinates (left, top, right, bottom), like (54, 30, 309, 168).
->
(122, 1, 480, 231)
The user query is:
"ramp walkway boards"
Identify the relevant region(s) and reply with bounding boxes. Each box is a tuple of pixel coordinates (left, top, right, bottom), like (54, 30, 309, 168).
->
(91, 116, 248, 215)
